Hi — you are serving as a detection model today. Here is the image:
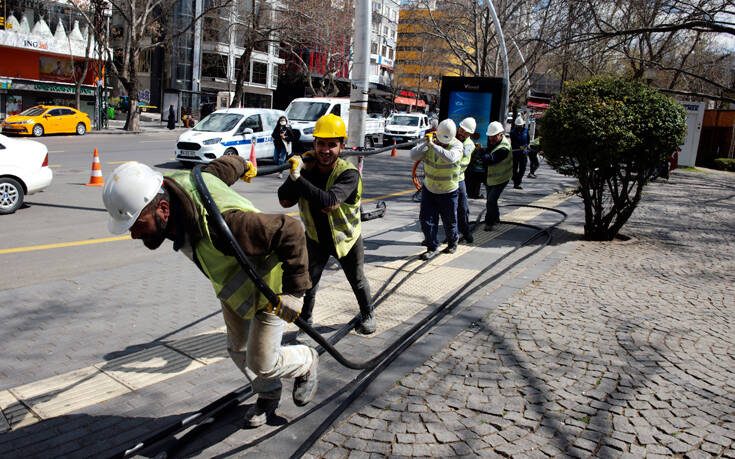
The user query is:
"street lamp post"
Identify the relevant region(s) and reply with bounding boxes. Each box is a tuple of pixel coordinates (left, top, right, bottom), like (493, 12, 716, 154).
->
(487, 0, 509, 122)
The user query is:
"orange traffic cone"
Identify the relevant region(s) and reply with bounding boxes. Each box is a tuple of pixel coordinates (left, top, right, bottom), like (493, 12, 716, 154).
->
(86, 148, 104, 187)
(249, 138, 258, 168)
(390, 139, 397, 157)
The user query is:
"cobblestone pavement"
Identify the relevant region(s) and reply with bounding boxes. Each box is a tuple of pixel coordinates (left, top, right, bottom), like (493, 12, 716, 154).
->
(310, 169, 735, 458)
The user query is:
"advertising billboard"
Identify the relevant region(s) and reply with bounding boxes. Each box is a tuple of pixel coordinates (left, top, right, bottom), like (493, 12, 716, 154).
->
(439, 76, 505, 146)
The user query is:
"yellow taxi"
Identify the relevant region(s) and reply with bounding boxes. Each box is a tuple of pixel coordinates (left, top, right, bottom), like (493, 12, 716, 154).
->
(2, 105, 92, 137)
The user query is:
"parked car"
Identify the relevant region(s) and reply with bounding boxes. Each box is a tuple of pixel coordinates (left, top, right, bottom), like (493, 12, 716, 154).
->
(175, 108, 285, 165)
(285, 97, 384, 151)
(0, 134, 53, 214)
(383, 113, 431, 145)
(1, 105, 91, 137)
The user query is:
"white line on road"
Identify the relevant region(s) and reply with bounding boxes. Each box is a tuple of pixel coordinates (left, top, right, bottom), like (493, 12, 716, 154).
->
(48, 150, 66, 153)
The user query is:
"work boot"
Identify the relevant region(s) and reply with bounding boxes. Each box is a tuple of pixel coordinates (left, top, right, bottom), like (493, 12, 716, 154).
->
(484, 223, 494, 231)
(244, 397, 279, 428)
(463, 233, 474, 244)
(442, 243, 458, 254)
(293, 348, 319, 406)
(513, 184, 523, 189)
(355, 311, 376, 335)
(420, 249, 438, 260)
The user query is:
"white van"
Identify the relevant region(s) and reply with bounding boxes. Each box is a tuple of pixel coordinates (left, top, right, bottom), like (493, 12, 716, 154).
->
(285, 97, 383, 151)
(383, 113, 431, 145)
(175, 108, 285, 165)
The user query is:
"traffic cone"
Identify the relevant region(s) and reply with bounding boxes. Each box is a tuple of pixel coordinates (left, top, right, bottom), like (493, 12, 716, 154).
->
(249, 138, 257, 168)
(86, 148, 104, 187)
(390, 139, 397, 157)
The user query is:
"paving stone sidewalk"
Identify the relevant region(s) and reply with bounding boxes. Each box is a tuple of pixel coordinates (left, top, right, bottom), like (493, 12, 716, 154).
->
(310, 169, 735, 458)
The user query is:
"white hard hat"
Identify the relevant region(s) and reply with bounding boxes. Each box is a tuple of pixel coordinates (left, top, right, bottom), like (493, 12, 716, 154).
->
(436, 119, 457, 144)
(459, 117, 476, 134)
(102, 161, 164, 234)
(514, 116, 525, 126)
(486, 121, 504, 137)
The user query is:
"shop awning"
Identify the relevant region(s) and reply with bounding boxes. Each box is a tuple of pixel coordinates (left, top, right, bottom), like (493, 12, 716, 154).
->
(527, 100, 550, 109)
(394, 96, 426, 108)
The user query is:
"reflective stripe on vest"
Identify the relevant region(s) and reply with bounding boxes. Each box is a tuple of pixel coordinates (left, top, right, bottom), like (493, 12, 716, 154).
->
(298, 158, 362, 259)
(167, 170, 283, 319)
(459, 136, 474, 181)
(486, 137, 513, 186)
(424, 138, 461, 193)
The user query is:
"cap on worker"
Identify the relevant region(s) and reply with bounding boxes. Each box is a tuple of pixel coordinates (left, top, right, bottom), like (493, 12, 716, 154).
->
(459, 117, 476, 134)
(436, 119, 457, 144)
(486, 121, 505, 137)
(514, 115, 525, 126)
(102, 161, 164, 235)
(313, 114, 347, 139)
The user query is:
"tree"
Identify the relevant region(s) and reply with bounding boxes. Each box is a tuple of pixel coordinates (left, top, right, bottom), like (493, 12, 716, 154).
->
(72, 0, 230, 130)
(540, 77, 687, 240)
(278, 0, 354, 97)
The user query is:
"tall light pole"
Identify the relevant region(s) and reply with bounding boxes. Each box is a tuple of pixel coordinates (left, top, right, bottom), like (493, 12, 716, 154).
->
(487, 0, 508, 122)
(347, 0, 370, 152)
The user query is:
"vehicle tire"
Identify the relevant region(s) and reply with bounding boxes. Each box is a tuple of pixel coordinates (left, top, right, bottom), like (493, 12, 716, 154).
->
(0, 177, 24, 215)
(364, 136, 373, 149)
(32, 124, 44, 137)
(224, 148, 239, 156)
(76, 123, 86, 135)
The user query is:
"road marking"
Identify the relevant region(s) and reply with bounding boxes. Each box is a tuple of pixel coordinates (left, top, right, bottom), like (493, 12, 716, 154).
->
(48, 150, 65, 153)
(0, 235, 130, 254)
(0, 188, 416, 254)
(49, 165, 61, 168)
(108, 160, 134, 165)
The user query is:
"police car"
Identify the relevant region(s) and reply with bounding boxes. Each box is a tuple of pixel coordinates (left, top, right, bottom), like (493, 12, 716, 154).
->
(175, 108, 285, 164)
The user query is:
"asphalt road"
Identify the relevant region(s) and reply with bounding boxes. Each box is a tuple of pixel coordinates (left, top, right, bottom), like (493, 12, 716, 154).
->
(2, 132, 419, 290)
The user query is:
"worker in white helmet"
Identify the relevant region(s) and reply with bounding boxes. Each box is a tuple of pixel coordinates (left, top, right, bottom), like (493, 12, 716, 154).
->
(410, 118, 464, 260)
(481, 121, 513, 230)
(455, 117, 477, 243)
(510, 115, 529, 189)
(102, 156, 319, 428)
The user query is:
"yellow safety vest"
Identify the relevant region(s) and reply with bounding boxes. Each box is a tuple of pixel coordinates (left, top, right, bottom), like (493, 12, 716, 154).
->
(486, 137, 513, 186)
(168, 170, 283, 319)
(424, 138, 461, 193)
(459, 136, 474, 181)
(298, 158, 362, 259)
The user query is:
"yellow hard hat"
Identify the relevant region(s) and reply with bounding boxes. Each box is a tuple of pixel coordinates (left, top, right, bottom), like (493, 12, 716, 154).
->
(313, 114, 347, 139)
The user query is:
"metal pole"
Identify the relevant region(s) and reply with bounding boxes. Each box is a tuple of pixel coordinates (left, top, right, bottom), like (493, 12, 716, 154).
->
(347, 0, 370, 151)
(487, 1, 508, 123)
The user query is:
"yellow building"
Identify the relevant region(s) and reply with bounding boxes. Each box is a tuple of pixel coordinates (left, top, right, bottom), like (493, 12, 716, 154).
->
(394, 7, 462, 110)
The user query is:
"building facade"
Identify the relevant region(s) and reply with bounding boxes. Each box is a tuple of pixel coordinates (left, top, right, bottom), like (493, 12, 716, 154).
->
(0, 0, 103, 120)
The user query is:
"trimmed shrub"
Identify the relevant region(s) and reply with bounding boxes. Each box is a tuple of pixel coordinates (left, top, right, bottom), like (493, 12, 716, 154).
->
(540, 77, 686, 240)
(713, 158, 735, 172)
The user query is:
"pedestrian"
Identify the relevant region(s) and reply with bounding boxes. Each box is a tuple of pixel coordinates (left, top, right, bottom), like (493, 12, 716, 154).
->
(480, 121, 512, 231)
(410, 119, 464, 260)
(272, 115, 296, 179)
(510, 115, 529, 189)
(278, 114, 376, 339)
(101, 157, 319, 428)
(527, 135, 540, 178)
(455, 117, 477, 243)
(167, 104, 176, 130)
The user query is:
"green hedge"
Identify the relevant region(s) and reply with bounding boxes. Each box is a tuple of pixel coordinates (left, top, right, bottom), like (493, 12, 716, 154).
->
(713, 158, 735, 172)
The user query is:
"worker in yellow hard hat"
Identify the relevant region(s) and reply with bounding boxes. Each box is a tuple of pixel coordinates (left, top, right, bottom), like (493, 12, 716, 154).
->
(278, 113, 376, 340)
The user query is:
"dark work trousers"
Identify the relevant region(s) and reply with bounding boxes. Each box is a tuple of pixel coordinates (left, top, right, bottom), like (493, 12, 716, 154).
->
(420, 187, 459, 251)
(512, 149, 527, 187)
(300, 235, 372, 324)
(457, 180, 471, 239)
(465, 171, 485, 199)
(528, 151, 539, 175)
(485, 181, 509, 226)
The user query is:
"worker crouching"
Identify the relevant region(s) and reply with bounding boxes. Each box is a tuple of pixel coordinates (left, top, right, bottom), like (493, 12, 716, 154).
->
(102, 157, 319, 428)
(278, 114, 377, 338)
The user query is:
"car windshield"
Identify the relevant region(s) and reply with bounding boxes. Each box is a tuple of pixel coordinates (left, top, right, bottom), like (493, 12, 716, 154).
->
(286, 102, 330, 121)
(193, 113, 243, 132)
(19, 107, 46, 116)
(390, 116, 420, 126)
